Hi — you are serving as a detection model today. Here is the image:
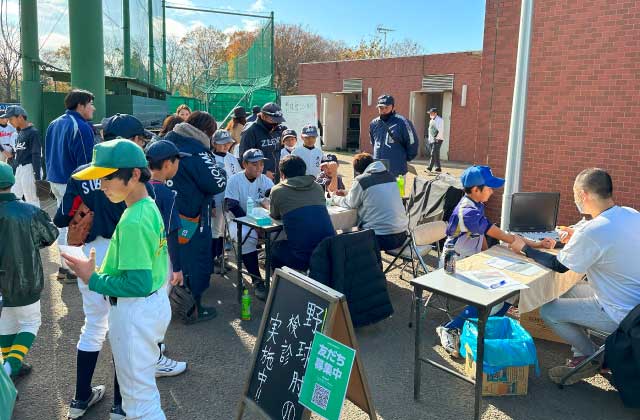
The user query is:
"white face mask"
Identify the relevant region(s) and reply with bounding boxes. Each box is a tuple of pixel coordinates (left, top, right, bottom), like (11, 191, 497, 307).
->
(574, 190, 585, 214)
(285, 145, 295, 151)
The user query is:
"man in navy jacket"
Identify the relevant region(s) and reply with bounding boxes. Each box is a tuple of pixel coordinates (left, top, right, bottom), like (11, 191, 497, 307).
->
(45, 89, 97, 281)
(369, 94, 418, 177)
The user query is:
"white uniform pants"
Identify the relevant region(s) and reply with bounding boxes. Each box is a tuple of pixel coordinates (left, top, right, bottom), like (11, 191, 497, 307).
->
(109, 290, 171, 420)
(75, 237, 111, 352)
(229, 221, 259, 255)
(50, 182, 68, 267)
(11, 164, 39, 208)
(0, 301, 42, 336)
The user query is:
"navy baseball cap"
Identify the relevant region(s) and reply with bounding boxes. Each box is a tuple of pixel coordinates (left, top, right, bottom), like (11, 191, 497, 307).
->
(321, 154, 338, 164)
(281, 129, 297, 140)
(461, 165, 505, 189)
(429, 107, 438, 114)
(301, 125, 318, 137)
(377, 94, 394, 107)
(233, 106, 247, 119)
(0, 105, 27, 119)
(242, 148, 269, 163)
(145, 140, 190, 163)
(103, 114, 154, 140)
(212, 129, 234, 144)
(251, 105, 261, 114)
(261, 102, 285, 123)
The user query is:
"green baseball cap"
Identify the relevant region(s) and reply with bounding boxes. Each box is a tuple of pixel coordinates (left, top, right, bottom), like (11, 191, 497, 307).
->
(0, 161, 15, 189)
(73, 139, 148, 180)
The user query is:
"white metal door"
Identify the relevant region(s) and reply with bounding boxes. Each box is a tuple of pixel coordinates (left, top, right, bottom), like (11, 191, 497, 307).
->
(321, 93, 345, 149)
(441, 91, 453, 160)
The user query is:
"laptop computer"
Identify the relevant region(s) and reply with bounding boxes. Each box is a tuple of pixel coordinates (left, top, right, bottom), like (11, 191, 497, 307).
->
(509, 192, 561, 242)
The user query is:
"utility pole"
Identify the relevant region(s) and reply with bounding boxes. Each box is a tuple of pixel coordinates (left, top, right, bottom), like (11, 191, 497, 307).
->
(69, 0, 106, 121)
(500, 0, 535, 231)
(123, 0, 131, 77)
(376, 25, 395, 58)
(19, 0, 42, 130)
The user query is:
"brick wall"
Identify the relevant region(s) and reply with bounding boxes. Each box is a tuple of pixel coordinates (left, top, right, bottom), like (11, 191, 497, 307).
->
(478, 0, 640, 225)
(297, 53, 482, 162)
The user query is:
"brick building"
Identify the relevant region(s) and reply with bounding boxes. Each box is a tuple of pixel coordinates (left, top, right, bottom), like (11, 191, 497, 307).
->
(297, 52, 482, 162)
(298, 0, 640, 224)
(478, 0, 640, 224)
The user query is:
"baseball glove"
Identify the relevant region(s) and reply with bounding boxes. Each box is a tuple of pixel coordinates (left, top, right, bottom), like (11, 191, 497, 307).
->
(67, 202, 94, 246)
(169, 285, 198, 324)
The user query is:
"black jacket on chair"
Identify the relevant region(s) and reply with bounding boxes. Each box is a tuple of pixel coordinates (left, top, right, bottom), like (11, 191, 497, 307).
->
(604, 304, 640, 408)
(308, 229, 393, 328)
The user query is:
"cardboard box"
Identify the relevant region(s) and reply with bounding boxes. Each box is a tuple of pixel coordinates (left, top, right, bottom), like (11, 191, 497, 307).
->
(464, 353, 529, 396)
(519, 309, 568, 344)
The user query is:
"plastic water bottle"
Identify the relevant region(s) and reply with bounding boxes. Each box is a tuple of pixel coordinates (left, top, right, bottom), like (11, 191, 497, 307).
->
(396, 175, 405, 197)
(443, 242, 457, 274)
(241, 289, 251, 321)
(246, 197, 255, 218)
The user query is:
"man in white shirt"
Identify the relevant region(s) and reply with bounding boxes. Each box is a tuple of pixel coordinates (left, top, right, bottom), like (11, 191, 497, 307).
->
(510, 168, 640, 385)
(224, 149, 274, 300)
(0, 116, 16, 163)
(292, 125, 323, 178)
(427, 107, 445, 173)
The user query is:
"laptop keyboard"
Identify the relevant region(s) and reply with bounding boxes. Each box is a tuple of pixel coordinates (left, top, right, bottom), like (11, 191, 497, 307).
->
(517, 231, 561, 242)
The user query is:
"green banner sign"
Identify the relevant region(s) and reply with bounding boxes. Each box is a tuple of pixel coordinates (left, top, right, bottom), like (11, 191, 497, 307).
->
(299, 332, 356, 420)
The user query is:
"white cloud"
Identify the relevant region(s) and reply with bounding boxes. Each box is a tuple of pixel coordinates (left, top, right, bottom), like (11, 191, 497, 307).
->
(223, 25, 241, 36)
(242, 18, 261, 32)
(39, 32, 68, 51)
(248, 0, 267, 13)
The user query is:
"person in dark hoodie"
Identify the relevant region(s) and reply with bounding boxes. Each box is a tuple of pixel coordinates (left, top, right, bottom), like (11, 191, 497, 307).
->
(270, 155, 335, 271)
(163, 111, 226, 322)
(239, 102, 284, 180)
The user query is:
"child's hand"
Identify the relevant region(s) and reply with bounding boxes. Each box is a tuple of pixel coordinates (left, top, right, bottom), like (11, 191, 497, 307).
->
(171, 271, 184, 286)
(61, 247, 96, 284)
(539, 238, 557, 249)
(334, 189, 347, 197)
(509, 236, 527, 254)
(558, 226, 574, 244)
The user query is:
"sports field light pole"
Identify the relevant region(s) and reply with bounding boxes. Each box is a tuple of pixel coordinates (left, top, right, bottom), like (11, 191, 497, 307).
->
(19, 0, 42, 130)
(500, 0, 534, 230)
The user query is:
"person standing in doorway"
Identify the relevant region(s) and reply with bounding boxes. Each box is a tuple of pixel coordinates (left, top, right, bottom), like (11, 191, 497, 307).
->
(369, 94, 418, 178)
(427, 107, 445, 173)
(45, 89, 97, 282)
(1, 105, 42, 208)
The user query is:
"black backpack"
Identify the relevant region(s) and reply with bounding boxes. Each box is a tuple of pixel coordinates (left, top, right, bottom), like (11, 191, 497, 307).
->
(604, 304, 640, 408)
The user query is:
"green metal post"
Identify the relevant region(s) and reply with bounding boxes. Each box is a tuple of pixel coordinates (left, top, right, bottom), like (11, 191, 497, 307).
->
(19, 0, 42, 130)
(69, 0, 106, 121)
(270, 11, 275, 88)
(162, 0, 167, 89)
(148, 0, 155, 85)
(123, 0, 131, 77)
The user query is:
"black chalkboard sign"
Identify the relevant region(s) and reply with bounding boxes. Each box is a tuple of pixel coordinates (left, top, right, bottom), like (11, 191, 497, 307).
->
(237, 268, 378, 420)
(237, 268, 343, 420)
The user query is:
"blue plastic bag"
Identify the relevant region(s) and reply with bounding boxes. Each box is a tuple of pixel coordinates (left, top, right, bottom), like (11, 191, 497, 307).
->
(459, 316, 540, 375)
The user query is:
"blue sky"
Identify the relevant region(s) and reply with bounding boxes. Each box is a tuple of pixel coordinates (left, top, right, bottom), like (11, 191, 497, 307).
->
(7, 0, 486, 54)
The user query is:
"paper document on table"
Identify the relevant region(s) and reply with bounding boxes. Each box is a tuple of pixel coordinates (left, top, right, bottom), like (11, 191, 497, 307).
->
(461, 269, 529, 291)
(486, 256, 544, 276)
(59, 245, 87, 259)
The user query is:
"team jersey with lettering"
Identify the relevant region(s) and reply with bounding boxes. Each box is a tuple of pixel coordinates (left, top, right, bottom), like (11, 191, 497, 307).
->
(225, 171, 274, 214)
(292, 145, 323, 178)
(0, 123, 17, 153)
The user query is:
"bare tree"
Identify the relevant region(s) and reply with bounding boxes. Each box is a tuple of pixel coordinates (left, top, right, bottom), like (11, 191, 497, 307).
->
(0, 22, 20, 101)
(180, 26, 227, 82)
(104, 34, 124, 77)
(165, 35, 187, 94)
(273, 24, 344, 95)
(340, 35, 424, 60)
(41, 45, 71, 71)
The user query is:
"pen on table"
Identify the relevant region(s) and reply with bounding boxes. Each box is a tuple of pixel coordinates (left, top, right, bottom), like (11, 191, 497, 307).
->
(490, 280, 507, 289)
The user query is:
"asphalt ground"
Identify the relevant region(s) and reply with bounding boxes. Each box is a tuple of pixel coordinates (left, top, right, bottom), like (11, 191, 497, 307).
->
(9, 155, 640, 420)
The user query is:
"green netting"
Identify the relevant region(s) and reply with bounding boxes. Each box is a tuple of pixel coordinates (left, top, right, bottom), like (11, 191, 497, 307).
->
(38, 0, 165, 90)
(203, 20, 274, 124)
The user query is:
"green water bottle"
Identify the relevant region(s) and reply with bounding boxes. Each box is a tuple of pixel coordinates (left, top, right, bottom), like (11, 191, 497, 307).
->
(396, 175, 405, 197)
(241, 289, 251, 321)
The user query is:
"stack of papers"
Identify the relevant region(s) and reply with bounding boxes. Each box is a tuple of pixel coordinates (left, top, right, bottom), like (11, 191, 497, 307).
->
(485, 256, 544, 276)
(460, 269, 529, 292)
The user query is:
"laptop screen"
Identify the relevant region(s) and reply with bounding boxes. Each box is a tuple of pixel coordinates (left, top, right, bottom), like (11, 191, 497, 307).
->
(509, 192, 560, 232)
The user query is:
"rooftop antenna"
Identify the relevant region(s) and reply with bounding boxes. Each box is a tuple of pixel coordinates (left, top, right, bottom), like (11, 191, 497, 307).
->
(376, 25, 395, 57)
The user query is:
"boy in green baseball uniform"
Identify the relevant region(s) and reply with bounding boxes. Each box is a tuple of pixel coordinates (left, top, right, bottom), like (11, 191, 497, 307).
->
(63, 139, 171, 420)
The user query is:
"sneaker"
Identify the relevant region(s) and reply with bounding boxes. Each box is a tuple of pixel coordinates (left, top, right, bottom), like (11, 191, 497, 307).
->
(57, 267, 69, 280)
(67, 385, 106, 419)
(434, 168, 442, 173)
(548, 360, 601, 385)
(436, 326, 460, 357)
(254, 281, 268, 301)
(195, 305, 217, 323)
(156, 354, 188, 378)
(10, 362, 33, 383)
(109, 404, 126, 420)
